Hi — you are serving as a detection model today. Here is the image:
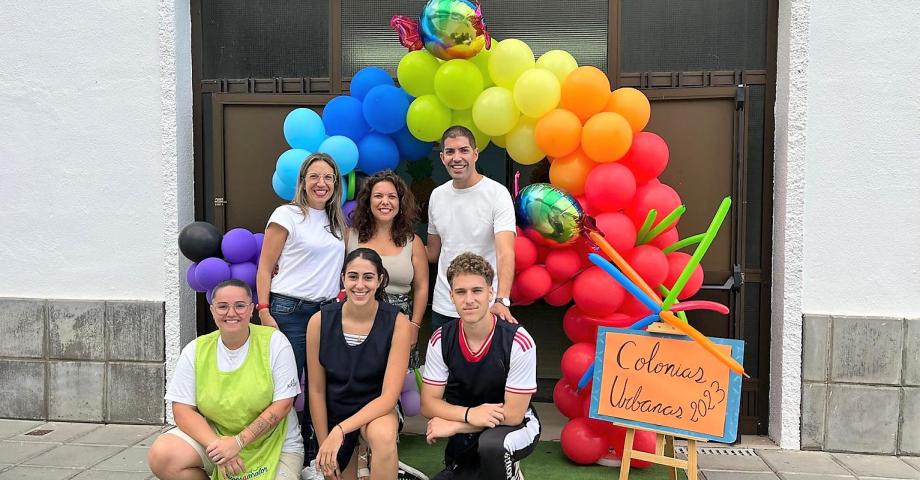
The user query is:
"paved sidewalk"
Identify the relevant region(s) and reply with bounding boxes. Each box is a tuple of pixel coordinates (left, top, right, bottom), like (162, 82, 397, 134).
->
(0, 418, 917, 479)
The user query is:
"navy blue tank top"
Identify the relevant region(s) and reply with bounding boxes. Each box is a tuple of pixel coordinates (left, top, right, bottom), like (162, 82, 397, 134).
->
(440, 319, 520, 408)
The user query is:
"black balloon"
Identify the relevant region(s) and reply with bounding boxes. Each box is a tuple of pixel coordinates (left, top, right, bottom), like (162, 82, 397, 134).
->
(178, 222, 223, 262)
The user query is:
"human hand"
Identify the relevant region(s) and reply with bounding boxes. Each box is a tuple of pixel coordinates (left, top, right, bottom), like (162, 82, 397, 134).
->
(316, 426, 344, 479)
(205, 435, 241, 465)
(259, 309, 278, 328)
(490, 303, 517, 324)
(467, 403, 505, 428)
(426, 417, 459, 444)
(219, 455, 246, 476)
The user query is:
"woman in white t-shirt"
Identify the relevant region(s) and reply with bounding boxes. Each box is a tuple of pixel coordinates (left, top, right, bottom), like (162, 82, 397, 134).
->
(147, 279, 304, 480)
(255, 152, 347, 461)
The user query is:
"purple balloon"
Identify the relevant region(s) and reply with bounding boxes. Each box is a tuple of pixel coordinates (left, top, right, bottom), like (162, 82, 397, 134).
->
(343, 200, 357, 226)
(206, 288, 215, 304)
(401, 370, 417, 393)
(186, 263, 207, 292)
(195, 257, 231, 291)
(400, 390, 421, 417)
(221, 228, 257, 263)
(230, 262, 258, 288)
(250, 233, 265, 264)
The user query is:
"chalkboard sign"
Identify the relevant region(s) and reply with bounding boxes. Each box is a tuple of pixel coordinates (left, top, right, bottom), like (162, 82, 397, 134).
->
(589, 327, 745, 443)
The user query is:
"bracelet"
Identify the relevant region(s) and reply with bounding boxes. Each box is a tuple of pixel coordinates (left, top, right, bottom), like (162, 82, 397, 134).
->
(408, 320, 421, 329)
(234, 434, 243, 450)
(463, 407, 471, 424)
(256, 303, 270, 311)
(336, 424, 345, 436)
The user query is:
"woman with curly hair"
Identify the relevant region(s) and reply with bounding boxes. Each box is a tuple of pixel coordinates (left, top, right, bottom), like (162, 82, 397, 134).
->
(347, 170, 428, 363)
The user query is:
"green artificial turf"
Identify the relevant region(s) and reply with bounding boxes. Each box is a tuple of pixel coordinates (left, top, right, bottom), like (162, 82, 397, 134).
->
(398, 434, 689, 479)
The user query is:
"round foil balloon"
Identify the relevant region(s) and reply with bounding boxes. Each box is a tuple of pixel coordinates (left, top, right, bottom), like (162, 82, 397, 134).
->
(516, 183, 584, 247)
(420, 0, 490, 60)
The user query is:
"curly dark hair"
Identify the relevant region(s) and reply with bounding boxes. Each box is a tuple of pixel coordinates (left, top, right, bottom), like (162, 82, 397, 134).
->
(351, 170, 418, 247)
(447, 252, 495, 286)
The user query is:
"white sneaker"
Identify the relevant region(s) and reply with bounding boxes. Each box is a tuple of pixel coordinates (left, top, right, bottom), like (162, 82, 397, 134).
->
(513, 461, 525, 480)
(301, 460, 325, 480)
(397, 460, 429, 480)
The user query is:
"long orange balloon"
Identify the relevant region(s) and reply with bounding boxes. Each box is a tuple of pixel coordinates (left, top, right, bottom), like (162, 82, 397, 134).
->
(659, 310, 748, 378)
(588, 231, 662, 304)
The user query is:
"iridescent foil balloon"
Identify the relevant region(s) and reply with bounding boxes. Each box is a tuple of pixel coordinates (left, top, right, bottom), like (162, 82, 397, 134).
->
(420, 0, 490, 60)
(516, 183, 584, 247)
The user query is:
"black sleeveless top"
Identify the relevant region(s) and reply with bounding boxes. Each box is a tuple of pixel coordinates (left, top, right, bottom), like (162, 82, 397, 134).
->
(319, 301, 398, 425)
(440, 318, 520, 408)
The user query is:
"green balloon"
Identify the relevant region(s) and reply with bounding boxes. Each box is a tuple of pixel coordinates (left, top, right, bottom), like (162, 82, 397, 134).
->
(397, 50, 441, 97)
(434, 59, 484, 110)
(406, 95, 452, 142)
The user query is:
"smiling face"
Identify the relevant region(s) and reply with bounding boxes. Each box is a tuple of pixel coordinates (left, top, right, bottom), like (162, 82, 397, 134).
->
(449, 272, 493, 324)
(439, 135, 479, 185)
(342, 257, 382, 306)
(303, 159, 336, 209)
(370, 180, 400, 224)
(210, 285, 253, 334)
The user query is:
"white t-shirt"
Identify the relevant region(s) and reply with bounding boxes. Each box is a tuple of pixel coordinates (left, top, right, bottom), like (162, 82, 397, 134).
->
(422, 324, 537, 394)
(427, 177, 516, 317)
(165, 330, 303, 453)
(267, 204, 345, 300)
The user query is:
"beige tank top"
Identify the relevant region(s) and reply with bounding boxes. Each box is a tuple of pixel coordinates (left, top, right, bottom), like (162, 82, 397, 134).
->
(346, 228, 415, 295)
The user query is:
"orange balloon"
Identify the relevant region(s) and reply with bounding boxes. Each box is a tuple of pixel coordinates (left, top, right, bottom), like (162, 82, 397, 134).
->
(560, 66, 611, 121)
(534, 109, 582, 158)
(605, 87, 651, 133)
(581, 112, 633, 163)
(549, 149, 597, 196)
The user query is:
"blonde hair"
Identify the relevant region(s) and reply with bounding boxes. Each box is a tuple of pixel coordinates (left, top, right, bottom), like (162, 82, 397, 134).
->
(291, 153, 346, 240)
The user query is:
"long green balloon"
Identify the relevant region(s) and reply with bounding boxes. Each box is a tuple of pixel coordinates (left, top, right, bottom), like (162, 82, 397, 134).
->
(657, 285, 689, 323)
(640, 205, 686, 244)
(661, 197, 732, 310)
(662, 232, 706, 254)
(635, 209, 657, 245)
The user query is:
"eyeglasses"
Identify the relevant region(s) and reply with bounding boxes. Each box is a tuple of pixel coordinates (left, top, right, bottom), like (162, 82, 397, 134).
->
(213, 302, 251, 315)
(306, 173, 336, 184)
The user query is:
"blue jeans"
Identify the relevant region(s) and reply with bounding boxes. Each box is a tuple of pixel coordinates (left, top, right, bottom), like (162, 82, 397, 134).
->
(269, 292, 333, 462)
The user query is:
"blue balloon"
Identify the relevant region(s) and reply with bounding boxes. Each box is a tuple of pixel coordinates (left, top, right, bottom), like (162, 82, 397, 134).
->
(283, 108, 325, 151)
(362, 85, 410, 134)
(357, 133, 400, 174)
(322, 96, 370, 142)
(318, 135, 359, 175)
(275, 149, 311, 187)
(350, 67, 395, 101)
(392, 127, 433, 161)
(272, 171, 296, 201)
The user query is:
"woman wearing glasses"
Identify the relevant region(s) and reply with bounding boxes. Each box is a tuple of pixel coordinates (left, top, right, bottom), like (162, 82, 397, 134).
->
(148, 279, 304, 480)
(256, 152, 347, 462)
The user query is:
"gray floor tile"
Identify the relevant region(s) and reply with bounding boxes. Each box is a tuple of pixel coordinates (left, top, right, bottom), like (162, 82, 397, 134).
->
(73, 471, 150, 480)
(901, 458, 920, 472)
(0, 420, 45, 440)
(22, 444, 123, 469)
(70, 425, 164, 447)
(93, 447, 150, 473)
(702, 471, 780, 479)
(11, 422, 102, 443)
(832, 453, 920, 479)
(759, 450, 853, 475)
(0, 441, 56, 464)
(133, 428, 170, 448)
(778, 474, 855, 480)
(0, 466, 80, 480)
(698, 453, 773, 472)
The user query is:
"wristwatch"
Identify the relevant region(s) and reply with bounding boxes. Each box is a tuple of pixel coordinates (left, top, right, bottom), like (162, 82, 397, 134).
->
(494, 297, 511, 307)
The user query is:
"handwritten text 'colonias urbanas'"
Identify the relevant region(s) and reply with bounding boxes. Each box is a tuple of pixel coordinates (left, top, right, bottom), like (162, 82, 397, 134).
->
(606, 340, 726, 423)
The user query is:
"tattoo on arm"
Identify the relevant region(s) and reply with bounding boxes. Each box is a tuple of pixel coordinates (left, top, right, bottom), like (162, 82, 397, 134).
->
(243, 411, 280, 444)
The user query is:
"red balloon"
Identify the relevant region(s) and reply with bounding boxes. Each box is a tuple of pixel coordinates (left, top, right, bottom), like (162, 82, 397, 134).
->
(510, 282, 536, 305)
(664, 252, 704, 300)
(561, 342, 596, 387)
(561, 417, 609, 465)
(585, 163, 637, 213)
(626, 245, 669, 288)
(575, 195, 598, 217)
(573, 266, 626, 317)
(585, 311, 634, 329)
(536, 245, 551, 263)
(649, 227, 679, 250)
(582, 393, 614, 437)
(516, 265, 553, 300)
(594, 212, 637, 257)
(574, 237, 596, 268)
(619, 295, 653, 318)
(545, 248, 583, 282)
(544, 279, 573, 306)
(608, 425, 655, 468)
(619, 132, 669, 184)
(553, 378, 586, 419)
(563, 305, 595, 343)
(626, 183, 682, 232)
(514, 235, 538, 272)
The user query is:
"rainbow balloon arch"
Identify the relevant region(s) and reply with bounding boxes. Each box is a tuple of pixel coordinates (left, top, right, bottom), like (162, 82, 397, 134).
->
(271, 0, 743, 468)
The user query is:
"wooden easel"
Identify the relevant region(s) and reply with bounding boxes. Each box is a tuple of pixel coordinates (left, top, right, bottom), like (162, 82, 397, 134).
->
(616, 321, 704, 480)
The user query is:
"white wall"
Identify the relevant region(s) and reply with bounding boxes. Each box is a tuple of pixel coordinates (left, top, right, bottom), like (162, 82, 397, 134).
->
(802, 0, 920, 317)
(0, 3, 179, 301)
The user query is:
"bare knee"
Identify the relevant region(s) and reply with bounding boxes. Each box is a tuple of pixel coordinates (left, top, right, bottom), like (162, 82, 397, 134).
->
(148, 433, 205, 479)
(364, 416, 398, 458)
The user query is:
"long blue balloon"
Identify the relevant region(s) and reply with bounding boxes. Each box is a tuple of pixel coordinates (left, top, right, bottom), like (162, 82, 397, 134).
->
(576, 314, 660, 390)
(587, 253, 662, 313)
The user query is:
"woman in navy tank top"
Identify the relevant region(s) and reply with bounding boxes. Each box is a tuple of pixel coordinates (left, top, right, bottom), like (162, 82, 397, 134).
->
(306, 248, 412, 479)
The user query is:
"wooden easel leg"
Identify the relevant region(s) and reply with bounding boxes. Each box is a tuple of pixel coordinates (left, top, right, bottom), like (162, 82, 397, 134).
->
(655, 433, 665, 455)
(686, 439, 698, 480)
(618, 428, 635, 480)
(664, 435, 678, 480)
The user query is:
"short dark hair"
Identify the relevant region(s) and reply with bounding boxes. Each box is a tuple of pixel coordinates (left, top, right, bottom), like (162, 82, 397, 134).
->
(440, 125, 477, 150)
(211, 279, 252, 301)
(446, 252, 494, 286)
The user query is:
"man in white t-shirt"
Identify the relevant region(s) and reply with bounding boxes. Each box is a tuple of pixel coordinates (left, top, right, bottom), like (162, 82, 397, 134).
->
(427, 125, 517, 328)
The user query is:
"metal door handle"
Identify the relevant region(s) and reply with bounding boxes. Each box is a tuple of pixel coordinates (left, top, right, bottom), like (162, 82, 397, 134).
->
(701, 264, 744, 292)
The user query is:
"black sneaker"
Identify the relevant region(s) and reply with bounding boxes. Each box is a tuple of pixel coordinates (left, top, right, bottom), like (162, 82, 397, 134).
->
(398, 461, 429, 480)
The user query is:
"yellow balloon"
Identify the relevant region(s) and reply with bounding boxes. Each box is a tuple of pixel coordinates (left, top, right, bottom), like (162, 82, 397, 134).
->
(406, 95, 452, 142)
(513, 68, 561, 118)
(470, 40, 497, 88)
(472, 87, 520, 136)
(487, 39, 535, 90)
(491, 134, 506, 148)
(536, 50, 579, 83)
(505, 117, 545, 165)
(451, 109, 491, 151)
